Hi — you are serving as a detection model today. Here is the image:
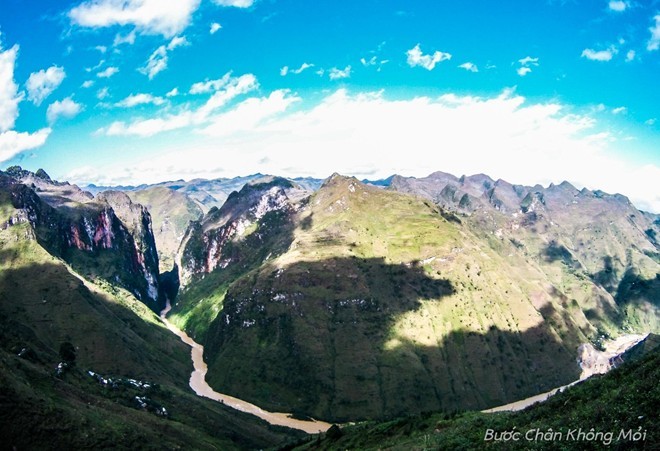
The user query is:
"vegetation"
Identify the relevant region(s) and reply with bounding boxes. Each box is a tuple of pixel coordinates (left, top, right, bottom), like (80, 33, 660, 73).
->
(290, 344, 659, 450)
(0, 188, 302, 449)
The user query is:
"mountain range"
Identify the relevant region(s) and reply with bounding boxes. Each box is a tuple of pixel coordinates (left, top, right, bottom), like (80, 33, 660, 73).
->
(0, 165, 658, 447)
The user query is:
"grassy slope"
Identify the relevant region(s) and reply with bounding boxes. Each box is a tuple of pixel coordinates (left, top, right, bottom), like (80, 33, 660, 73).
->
(0, 191, 302, 449)
(292, 343, 659, 450)
(197, 176, 602, 421)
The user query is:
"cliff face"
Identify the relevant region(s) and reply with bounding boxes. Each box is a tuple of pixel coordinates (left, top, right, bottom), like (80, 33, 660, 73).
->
(1, 170, 163, 312)
(177, 177, 306, 288)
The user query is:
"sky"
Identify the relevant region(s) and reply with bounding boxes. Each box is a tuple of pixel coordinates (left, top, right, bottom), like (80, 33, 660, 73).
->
(0, 0, 659, 212)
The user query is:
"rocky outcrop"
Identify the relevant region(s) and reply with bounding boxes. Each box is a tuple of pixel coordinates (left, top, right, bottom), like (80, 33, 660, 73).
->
(177, 177, 307, 288)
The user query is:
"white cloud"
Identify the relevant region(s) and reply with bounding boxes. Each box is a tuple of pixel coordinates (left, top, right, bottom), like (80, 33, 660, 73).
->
(113, 30, 136, 46)
(329, 66, 351, 80)
(645, 118, 656, 126)
(81, 80, 95, 88)
(518, 56, 539, 66)
(95, 45, 107, 53)
(361, 56, 377, 67)
(581, 47, 615, 61)
(115, 93, 165, 108)
(625, 49, 636, 62)
(192, 73, 258, 118)
(139, 37, 187, 79)
(0, 44, 23, 132)
(96, 87, 110, 100)
(608, 1, 628, 12)
(97, 66, 119, 78)
(516, 56, 539, 76)
(360, 56, 388, 71)
(611, 106, 627, 115)
(106, 113, 195, 137)
(406, 44, 451, 70)
(166, 87, 179, 97)
(167, 35, 188, 50)
(201, 89, 300, 136)
(86, 59, 106, 72)
(0, 41, 50, 162)
(648, 15, 660, 51)
(140, 46, 167, 79)
(101, 73, 258, 137)
(458, 62, 478, 72)
(189, 73, 231, 94)
(517, 67, 532, 76)
(210, 22, 222, 34)
(26, 66, 66, 106)
(0, 128, 51, 162)
(281, 62, 313, 76)
(82, 88, 659, 212)
(47, 97, 83, 123)
(69, 0, 201, 38)
(213, 0, 255, 7)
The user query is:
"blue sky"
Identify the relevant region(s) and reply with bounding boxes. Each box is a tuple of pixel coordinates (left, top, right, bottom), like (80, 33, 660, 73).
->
(0, 0, 658, 211)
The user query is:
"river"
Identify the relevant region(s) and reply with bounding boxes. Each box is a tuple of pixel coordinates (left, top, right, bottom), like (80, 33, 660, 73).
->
(160, 299, 647, 429)
(159, 302, 331, 434)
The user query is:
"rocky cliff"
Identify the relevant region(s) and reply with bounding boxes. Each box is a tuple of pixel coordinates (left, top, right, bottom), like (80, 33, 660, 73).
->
(0, 168, 163, 312)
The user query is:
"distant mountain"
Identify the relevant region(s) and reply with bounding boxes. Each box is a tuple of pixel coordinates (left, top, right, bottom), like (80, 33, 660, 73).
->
(126, 186, 203, 273)
(85, 174, 289, 213)
(390, 172, 660, 331)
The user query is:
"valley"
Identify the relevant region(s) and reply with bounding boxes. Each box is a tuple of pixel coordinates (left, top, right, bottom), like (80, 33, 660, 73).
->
(0, 166, 658, 448)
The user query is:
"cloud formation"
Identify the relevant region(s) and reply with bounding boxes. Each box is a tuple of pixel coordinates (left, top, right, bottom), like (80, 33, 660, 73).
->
(0, 128, 51, 162)
(280, 62, 314, 76)
(648, 15, 660, 51)
(516, 56, 539, 76)
(608, 1, 628, 12)
(103, 73, 258, 136)
(79, 87, 660, 212)
(0, 42, 50, 162)
(140, 46, 167, 79)
(406, 44, 451, 70)
(210, 22, 222, 34)
(47, 97, 83, 123)
(212, 0, 255, 7)
(115, 93, 165, 108)
(189, 73, 232, 94)
(581, 47, 616, 61)
(68, 0, 201, 38)
(0, 44, 23, 132)
(97, 66, 119, 78)
(458, 62, 478, 72)
(140, 36, 188, 79)
(26, 66, 66, 106)
(329, 66, 351, 80)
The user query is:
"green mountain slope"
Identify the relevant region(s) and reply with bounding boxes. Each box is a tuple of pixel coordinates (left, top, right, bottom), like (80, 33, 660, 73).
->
(292, 338, 659, 450)
(171, 174, 656, 422)
(0, 175, 302, 449)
